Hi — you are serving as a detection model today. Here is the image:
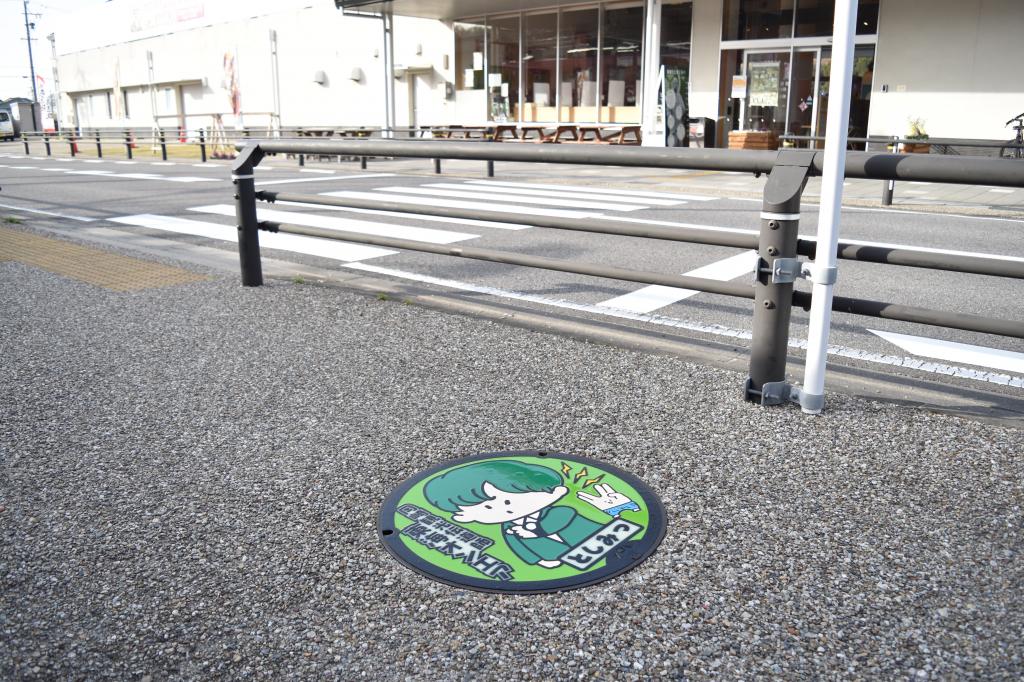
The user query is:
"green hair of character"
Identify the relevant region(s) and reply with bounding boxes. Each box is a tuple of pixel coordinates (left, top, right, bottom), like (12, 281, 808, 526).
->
(424, 460, 563, 513)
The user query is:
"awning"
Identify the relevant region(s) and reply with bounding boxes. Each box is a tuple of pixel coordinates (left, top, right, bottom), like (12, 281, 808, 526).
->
(335, 0, 584, 21)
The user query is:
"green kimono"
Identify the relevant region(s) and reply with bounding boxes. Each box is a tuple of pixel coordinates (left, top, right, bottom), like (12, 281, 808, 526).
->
(502, 505, 603, 565)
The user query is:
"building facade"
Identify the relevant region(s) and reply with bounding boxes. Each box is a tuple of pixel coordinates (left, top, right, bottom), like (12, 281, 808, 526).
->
(53, 0, 1024, 146)
(52, 0, 452, 134)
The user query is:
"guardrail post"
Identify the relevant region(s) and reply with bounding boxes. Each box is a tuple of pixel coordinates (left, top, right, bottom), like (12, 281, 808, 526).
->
(233, 144, 266, 287)
(487, 160, 495, 177)
(199, 128, 207, 163)
(360, 155, 367, 170)
(96, 133, 103, 158)
(434, 158, 442, 174)
(881, 179, 894, 206)
(22, 134, 29, 155)
(883, 136, 899, 207)
(159, 131, 168, 161)
(745, 150, 814, 405)
(44, 134, 51, 156)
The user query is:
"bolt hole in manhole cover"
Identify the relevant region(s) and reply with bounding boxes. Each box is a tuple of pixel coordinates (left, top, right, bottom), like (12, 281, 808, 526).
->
(378, 450, 665, 593)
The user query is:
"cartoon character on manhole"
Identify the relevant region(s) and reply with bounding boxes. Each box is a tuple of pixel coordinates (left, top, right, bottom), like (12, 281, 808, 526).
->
(379, 452, 665, 593)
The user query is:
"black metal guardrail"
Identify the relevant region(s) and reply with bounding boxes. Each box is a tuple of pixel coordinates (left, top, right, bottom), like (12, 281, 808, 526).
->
(13, 126, 382, 165)
(780, 134, 1024, 205)
(227, 139, 1024, 411)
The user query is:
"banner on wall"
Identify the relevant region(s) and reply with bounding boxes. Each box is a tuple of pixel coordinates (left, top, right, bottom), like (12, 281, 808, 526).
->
(748, 62, 780, 108)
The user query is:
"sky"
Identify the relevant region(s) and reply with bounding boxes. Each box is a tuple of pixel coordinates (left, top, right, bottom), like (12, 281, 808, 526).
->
(0, 0, 101, 100)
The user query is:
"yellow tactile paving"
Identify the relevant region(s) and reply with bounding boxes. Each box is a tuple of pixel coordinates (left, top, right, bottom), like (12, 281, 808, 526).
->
(0, 225, 210, 291)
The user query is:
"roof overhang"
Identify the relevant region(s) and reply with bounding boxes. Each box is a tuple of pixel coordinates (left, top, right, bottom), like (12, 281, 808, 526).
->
(336, 0, 584, 21)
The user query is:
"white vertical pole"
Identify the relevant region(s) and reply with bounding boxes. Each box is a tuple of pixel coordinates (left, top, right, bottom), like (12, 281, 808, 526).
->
(800, 0, 859, 414)
(48, 33, 63, 129)
(382, 12, 396, 138)
(641, 0, 662, 146)
(269, 29, 281, 134)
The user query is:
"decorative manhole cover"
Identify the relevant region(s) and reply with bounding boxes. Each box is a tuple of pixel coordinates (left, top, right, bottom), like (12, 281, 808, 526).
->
(378, 450, 666, 593)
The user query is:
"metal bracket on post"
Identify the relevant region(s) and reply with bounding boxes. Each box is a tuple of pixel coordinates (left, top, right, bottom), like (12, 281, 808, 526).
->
(233, 143, 266, 287)
(745, 150, 815, 405)
(769, 258, 838, 286)
(743, 379, 824, 412)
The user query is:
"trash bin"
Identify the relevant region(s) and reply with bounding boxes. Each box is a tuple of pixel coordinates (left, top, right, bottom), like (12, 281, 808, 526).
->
(687, 117, 717, 148)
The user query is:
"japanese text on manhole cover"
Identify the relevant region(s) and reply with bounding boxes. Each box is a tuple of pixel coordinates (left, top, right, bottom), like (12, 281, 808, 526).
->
(378, 451, 665, 594)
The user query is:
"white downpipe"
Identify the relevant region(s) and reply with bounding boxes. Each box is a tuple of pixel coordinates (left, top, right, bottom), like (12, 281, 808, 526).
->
(382, 11, 396, 138)
(800, 0, 859, 414)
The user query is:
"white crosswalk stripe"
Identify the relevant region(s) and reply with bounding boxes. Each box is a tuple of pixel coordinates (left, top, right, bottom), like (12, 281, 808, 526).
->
(0, 161, 220, 184)
(464, 179, 719, 202)
(320, 190, 596, 219)
(273, 199, 532, 230)
(110, 214, 395, 262)
(597, 251, 758, 314)
(421, 182, 685, 207)
(870, 329, 1024, 375)
(373, 185, 643, 212)
(188, 204, 478, 244)
(257, 172, 395, 187)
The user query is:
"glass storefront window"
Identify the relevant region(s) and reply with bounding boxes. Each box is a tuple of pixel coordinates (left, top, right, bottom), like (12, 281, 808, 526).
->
(661, 1, 693, 140)
(794, 0, 879, 37)
(523, 12, 558, 121)
(487, 16, 519, 121)
(559, 7, 599, 122)
(856, 0, 879, 36)
(601, 3, 644, 123)
(455, 22, 486, 92)
(723, 0, 879, 41)
(723, 0, 794, 41)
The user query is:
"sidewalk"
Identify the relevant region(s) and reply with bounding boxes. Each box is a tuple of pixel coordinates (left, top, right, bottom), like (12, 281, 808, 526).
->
(2, 223, 1022, 679)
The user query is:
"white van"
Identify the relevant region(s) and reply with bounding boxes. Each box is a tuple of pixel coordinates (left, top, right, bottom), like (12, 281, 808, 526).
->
(0, 109, 15, 140)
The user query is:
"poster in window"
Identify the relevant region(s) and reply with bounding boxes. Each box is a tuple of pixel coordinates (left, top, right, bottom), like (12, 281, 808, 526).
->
(748, 62, 780, 108)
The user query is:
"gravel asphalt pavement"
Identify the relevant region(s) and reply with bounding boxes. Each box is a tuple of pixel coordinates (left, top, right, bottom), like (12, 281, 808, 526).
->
(1, 238, 1022, 680)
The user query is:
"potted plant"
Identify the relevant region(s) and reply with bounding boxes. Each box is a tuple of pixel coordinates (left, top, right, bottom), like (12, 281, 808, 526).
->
(900, 118, 931, 154)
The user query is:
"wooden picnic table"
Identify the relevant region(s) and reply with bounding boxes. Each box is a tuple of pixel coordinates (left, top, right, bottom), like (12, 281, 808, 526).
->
(431, 125, 491, 140)
(576, 125, 642, 145)
(399, 123, 642, 145)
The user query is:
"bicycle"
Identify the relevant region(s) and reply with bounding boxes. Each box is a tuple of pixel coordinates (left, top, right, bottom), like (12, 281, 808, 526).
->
(999, 112, 1024, 159)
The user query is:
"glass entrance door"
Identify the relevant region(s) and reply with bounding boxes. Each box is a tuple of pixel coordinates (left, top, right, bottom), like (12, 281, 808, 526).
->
(786, 48, 820, 142)
(815, 46, 876, 145)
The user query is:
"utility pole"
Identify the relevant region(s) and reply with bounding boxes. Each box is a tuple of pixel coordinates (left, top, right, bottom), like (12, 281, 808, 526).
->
(47, 33, 62, 129)
(23, 0, 39, 102)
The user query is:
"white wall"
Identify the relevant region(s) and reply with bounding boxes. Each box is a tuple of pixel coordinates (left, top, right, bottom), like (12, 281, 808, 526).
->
(54, 2, 453, 131)
(870, 0, 1024, 140)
